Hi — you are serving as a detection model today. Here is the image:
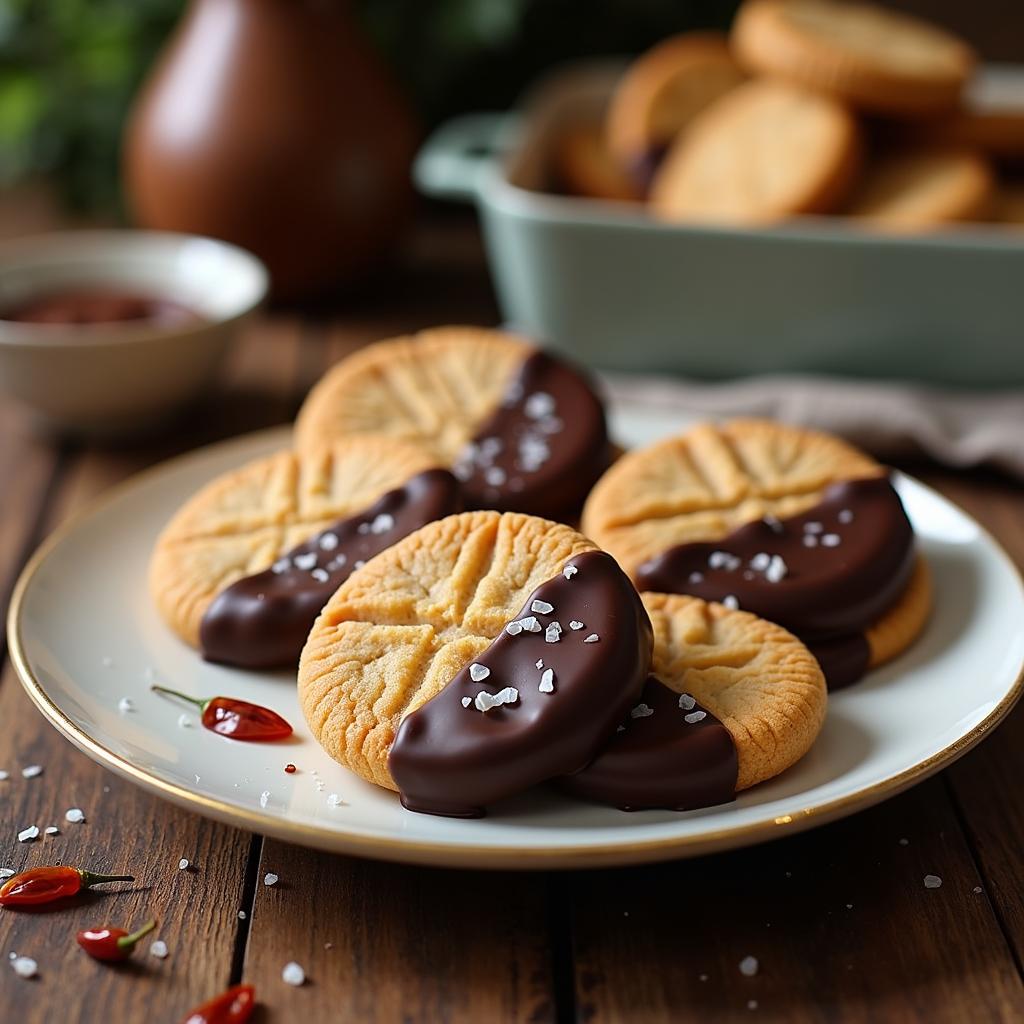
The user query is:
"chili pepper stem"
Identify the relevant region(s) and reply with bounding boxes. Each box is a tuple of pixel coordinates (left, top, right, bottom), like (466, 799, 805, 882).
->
(150, 684, 209, 712)
(79, 870, 135, 888)
(116, 919, 156, 950)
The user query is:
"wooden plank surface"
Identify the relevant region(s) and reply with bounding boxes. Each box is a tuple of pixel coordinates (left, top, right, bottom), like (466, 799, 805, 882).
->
(1, 215, 1024, 1022)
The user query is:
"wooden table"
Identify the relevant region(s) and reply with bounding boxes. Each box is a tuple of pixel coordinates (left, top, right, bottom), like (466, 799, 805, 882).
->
(2, 213, 1023, 1023)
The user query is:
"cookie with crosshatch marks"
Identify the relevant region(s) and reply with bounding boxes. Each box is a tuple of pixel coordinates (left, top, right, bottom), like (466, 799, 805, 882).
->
(561, 593, 827, 809)
(149, 437, 461, 669)
(581, 419, 930, 689)
(297, 511, 652, 817)
(294, 326, 610, 520)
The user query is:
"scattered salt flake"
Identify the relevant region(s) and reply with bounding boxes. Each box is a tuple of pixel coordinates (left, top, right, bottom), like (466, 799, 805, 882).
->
(259, 791, 271, 809)
(764, 514, 783, 533)
(370, 513, 395, 534)
(524, 392, 555, 419)
(178, 858, 190, 870)
(678, 693, 696, 711)
(569, 620, 584, 631)
(688, 571, 704, 584)
(845, 903, 853, 910)
(684, 710, 707, 724)
(531, 599, 554, 615)
(271, 558, 290, 574)
(11, 956, 37, 979)
(264, 872, 279, 887)
(539, 669, 555, 694)
(44, 827, 59, 836)
(326, 794, 344, 808)
(149, 940, 168, 959)
(709, 551, 741, 571)
(177, 714, 193, 729)
(802, 535, 818, 548)
(722, 595, 740, 611)
(474, 687, 519, 713)
(544, 622, 562, 643)
(61, 807, 84, 826)
(631, 704, 654, 719)
(536, 659, 544, 669)
(282, 961, 306, 987)
(804, 521, 823, 534)
(18, 826, 39, 843)
(616, 725, 626, 733)
(238, 910, 247, 920)
(324, 942, 333, 950)
(750, 552, 771, 572)
(319, 533, 338, 551)
(924, 874, 942, 889)
(461, 696, 472, 708)
(293, 552, 317, 571)
(21, 765, 43, 779)
(505, 620, 523, 636)
(563, 564, 578, 580)
(583, 634, 599, 643)
(838, 509, 854, 524)
(765, 555, 787, 583)
(118, 697, 135, 714)
(519, 616, 542, 633)
(739, 955, 759, 977)
(311, 568, 330, 583)
(974, 886, 983, 894)
(469, 663, 490, 683)
(821, 534, 841, 547)
(484, 466, 507, 487)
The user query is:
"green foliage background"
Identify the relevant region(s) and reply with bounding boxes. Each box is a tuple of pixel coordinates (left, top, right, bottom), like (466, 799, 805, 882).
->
(0, 0, 735, 214)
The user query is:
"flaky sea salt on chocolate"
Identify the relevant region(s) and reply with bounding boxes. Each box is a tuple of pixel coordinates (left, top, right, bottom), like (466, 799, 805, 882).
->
(630, 704, 654, 719)
(469, 663, 490, 682)
(563, 564, 578, 580)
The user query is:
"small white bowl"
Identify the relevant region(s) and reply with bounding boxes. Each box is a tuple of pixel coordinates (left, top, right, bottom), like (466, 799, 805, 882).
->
(0, 230, 268, 436)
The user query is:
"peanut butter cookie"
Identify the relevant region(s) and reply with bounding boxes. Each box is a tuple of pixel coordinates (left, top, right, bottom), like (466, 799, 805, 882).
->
(150, 438, 460, 668)
(581, 419, 929, 688)
(295, 327, 609, 519)
(297, 511, 652, 817)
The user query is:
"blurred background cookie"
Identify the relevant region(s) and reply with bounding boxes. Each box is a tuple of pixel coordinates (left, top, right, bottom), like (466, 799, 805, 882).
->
(296, 326, 610, 519)
(553, 121, 642, 202)
(732, 0, 976, 115)
(844, 146, 994, 226)
(650, 78, 861, 224)
(605, 32, 746, 189)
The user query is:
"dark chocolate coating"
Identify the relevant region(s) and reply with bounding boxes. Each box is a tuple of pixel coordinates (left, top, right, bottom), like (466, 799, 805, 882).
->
(559, 675, 738, 812)
(388, 550, 653, 818)
(200, 469, 462, 669)
(635, 476, 915, 689)
(454, 350, 609, 520)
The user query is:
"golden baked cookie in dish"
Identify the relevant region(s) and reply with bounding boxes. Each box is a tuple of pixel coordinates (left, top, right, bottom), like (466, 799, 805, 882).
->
(149, 438, 461, 668)
(554, 122, 642, 202)
(298, 511, 652, 817)
(844, 148, 994, 228)
(732, 0, 975, 116)
(606, 32, 745, 187)
(562, 593, 826, 809)
(581, 419, 930, 689)
(295, 326, 610, 520)
(650, 78, 860, 224)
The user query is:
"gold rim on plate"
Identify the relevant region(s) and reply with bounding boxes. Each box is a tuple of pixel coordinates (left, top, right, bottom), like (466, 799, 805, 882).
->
(7, 427, 1024, 869)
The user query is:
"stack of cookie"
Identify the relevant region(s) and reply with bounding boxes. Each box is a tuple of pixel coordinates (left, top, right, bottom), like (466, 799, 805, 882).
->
(555, 0, 1024, 229)
(151, 327, 930, 818)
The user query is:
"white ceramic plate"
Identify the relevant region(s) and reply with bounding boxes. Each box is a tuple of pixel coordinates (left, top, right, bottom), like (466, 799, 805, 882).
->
(9, 406, 1024, 869)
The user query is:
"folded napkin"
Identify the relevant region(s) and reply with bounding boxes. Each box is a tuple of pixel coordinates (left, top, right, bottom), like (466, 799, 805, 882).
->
(603, 373, 1024, 478)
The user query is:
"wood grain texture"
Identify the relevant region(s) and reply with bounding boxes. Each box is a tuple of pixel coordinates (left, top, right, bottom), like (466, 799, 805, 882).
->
(571, 781, 1024, 1023)
(242, 843, 556, 1023)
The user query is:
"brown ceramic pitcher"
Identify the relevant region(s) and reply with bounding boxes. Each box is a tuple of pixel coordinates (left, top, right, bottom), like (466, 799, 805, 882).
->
(123, 0, 416, 298)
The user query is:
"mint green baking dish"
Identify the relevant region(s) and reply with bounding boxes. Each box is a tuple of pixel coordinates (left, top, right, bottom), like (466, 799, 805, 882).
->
(414, 63, 1024, 386)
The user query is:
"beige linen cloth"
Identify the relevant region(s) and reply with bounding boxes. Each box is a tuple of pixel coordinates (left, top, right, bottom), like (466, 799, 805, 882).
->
(603, 373, 1024, 477)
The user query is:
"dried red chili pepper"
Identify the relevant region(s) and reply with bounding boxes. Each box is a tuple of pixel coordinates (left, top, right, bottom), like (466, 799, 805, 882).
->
(182, 983, 256, 1024)
(77, 918, 156, 961)
(151, 686, 292, 741)
(0, 865, 134, 907)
